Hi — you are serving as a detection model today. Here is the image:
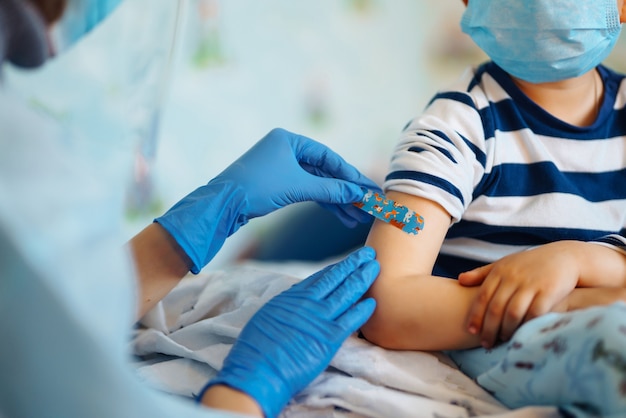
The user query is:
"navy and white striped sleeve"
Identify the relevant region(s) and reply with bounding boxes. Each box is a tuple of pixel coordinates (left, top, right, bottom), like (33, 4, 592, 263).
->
(384, 69, 489, 222)
(592, 234, 626, 255)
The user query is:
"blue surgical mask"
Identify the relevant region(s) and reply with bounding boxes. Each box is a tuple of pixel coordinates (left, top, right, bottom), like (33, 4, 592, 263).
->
(461, 0, 623, 83)
(49, 0, 124, 54)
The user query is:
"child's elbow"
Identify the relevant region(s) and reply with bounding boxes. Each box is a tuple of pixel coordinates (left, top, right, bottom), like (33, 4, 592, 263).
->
(359, 296, 428, 350)
(360, 309, 405, 349)
(359, 275, 474, 351)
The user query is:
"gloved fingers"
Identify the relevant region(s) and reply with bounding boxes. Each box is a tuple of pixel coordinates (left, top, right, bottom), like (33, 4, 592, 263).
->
(293, 136, 362, 180)
(278, 256, 378, 319)
(290, 265, 332, 291)
(340, 202, 374, 223)
(336, 210, 359, 228)
(300, 160, 381, 196)
(289, 173, 364, 205)
(300, 247, 376, 297)
(335, 297, 377, 336)
(319, 202, 374, 228)
(324, 259, 379, 319)
(291, 132, 381, 193)
(326, 260, 380, 319)
(318, 203, 357, 228)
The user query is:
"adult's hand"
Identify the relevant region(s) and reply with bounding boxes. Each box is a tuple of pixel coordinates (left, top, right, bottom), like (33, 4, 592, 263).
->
(199, 247, 379, 418)
(214, 128, 379, 224)
(155, 128, 380, 273)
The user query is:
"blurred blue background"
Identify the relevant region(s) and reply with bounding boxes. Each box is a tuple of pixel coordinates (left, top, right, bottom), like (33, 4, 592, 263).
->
(5, 0, 625, 269)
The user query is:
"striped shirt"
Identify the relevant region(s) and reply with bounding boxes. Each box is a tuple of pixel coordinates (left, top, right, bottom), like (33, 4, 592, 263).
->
(384, 62, 626, 278)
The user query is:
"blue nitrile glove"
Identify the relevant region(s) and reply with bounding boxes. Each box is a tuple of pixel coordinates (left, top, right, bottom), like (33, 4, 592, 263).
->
(155, 128, 381, 273)
(197, 246, 379, 418)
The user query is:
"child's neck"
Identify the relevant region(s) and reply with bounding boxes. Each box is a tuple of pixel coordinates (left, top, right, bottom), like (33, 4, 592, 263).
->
(510, 70, 603, 127)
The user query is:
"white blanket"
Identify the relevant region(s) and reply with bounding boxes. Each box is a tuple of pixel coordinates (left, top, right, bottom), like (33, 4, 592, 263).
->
(132, 263, 560, 418)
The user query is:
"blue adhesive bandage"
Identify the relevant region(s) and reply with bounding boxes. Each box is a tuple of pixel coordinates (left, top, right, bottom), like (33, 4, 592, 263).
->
(354, 189, 424, 235)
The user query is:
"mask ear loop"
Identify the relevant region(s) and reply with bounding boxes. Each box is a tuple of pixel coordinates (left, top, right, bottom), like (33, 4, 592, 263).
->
(593, 68, 601, 121)
(125, 0, 186, 219)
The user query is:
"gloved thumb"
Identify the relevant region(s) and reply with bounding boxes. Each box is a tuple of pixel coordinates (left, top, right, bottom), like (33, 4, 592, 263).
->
(301, 177, 365, 205)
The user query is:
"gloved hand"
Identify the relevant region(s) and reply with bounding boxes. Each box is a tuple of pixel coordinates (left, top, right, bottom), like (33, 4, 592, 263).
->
(155, 128, 380, 273)
(197, 246, 379, 418)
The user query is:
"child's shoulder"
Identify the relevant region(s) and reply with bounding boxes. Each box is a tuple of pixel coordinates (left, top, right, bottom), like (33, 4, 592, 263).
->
(597, 65, 626, 112)
(598, 64, 626, 93)
(430, 61, 507, 112)
(598, 64, 626, 81)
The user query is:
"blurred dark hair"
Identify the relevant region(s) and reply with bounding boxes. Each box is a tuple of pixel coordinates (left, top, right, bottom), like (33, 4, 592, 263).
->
(28, 0, 67, 24)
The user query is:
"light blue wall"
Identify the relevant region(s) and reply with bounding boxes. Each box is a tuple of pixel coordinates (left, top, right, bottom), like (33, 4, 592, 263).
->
(5, 0, 625, 268)
(157, 0, 473, 197)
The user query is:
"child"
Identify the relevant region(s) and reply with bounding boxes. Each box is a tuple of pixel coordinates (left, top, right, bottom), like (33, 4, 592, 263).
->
(361, 0, 626, 415)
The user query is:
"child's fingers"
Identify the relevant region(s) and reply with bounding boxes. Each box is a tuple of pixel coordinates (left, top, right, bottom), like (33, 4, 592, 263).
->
(499, 291, 535, 342)
(525, 292, 559, 323)
(479, 282, 518, 347)
(465, 273, 500, 336)
(458, 264, 493, 286)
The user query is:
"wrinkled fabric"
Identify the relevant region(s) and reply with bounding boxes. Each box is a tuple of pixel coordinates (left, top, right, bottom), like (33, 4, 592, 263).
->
(133, 263, 561, 418)
(449, 303, 626, 417)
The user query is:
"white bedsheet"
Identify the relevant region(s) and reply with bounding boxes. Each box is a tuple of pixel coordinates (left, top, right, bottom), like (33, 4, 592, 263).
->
(132, 262, 561, 418)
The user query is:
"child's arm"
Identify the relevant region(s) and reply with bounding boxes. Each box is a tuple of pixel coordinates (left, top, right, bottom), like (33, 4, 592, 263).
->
(361, 191, 484, 351)
(361, 190, 626, 352)
(554, 287, 626, 313)
(460, 241, 626, 347)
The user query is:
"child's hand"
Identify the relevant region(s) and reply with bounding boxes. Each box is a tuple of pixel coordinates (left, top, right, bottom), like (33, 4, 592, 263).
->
(458, 242, 580, 348)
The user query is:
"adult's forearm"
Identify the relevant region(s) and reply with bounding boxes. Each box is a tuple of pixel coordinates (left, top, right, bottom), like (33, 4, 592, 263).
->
(361, 274, 482, 351)
(200, 385, 263, 417)
(127, 223, 192, 319)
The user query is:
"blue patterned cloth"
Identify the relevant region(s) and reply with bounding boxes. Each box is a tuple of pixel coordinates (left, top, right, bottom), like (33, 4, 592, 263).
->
(448, 302, 626, 417)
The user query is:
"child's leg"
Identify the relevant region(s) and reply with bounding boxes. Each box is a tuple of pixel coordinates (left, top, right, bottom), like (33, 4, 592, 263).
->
(448, 302, 626, 417)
